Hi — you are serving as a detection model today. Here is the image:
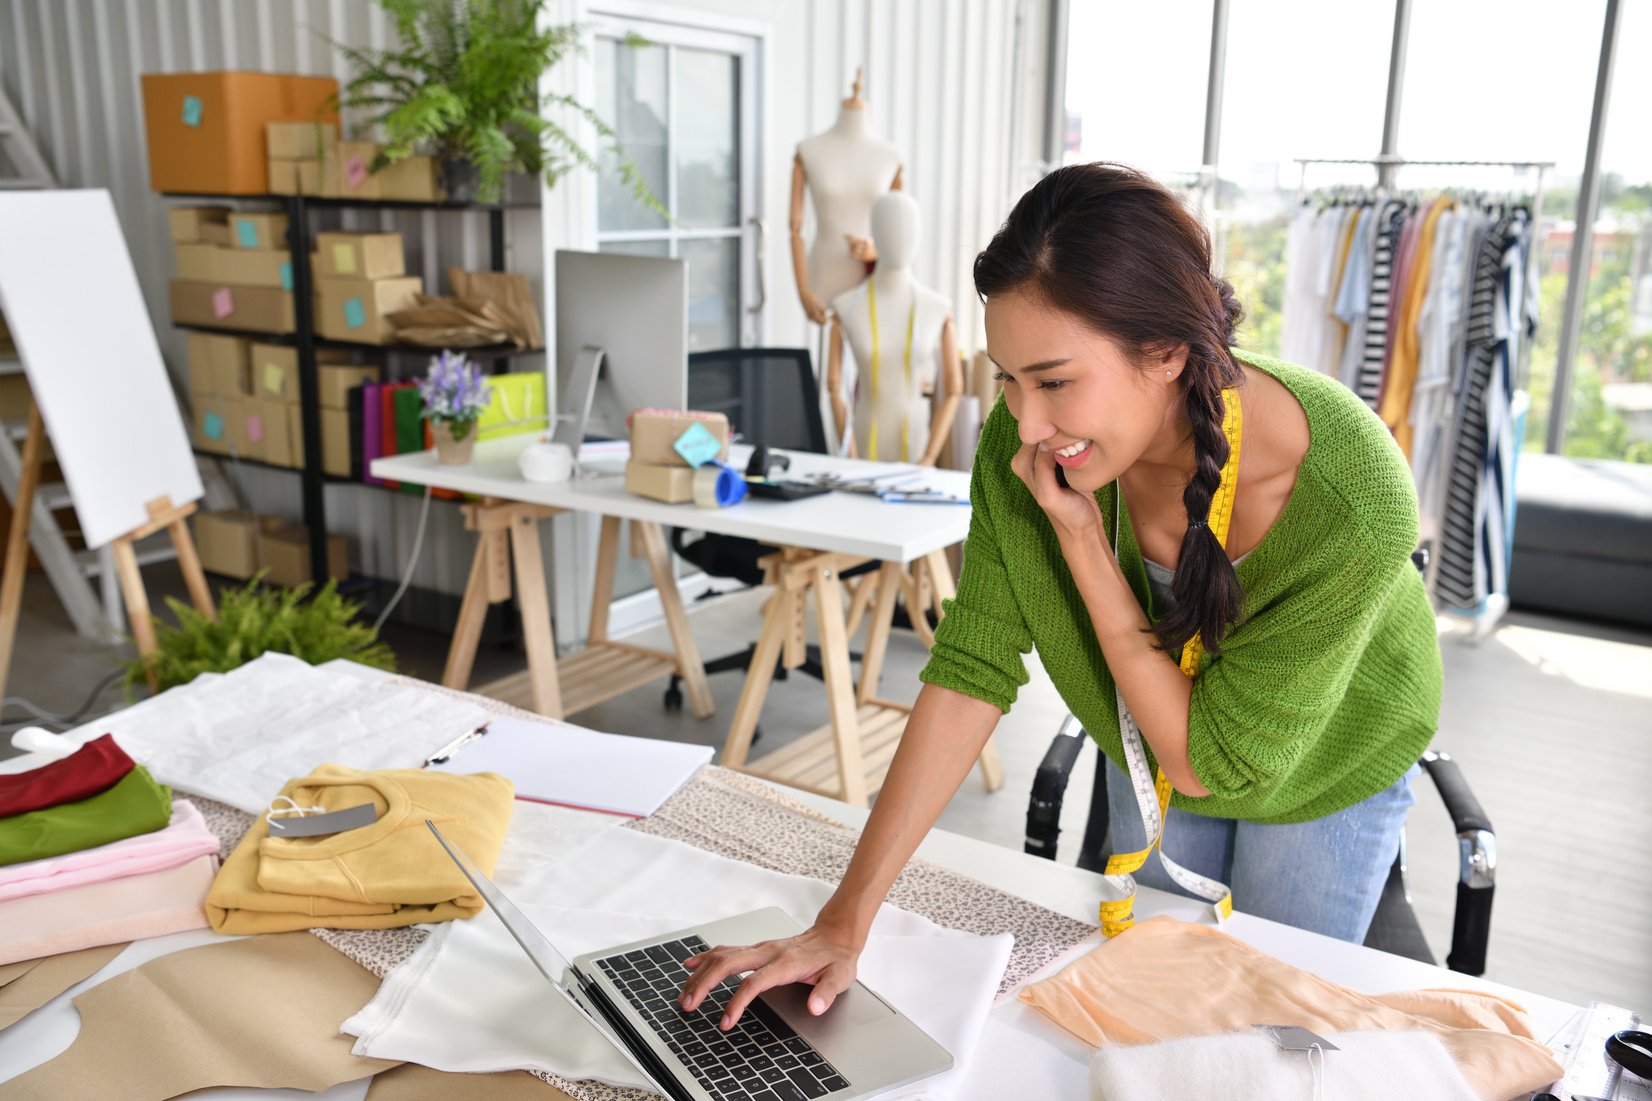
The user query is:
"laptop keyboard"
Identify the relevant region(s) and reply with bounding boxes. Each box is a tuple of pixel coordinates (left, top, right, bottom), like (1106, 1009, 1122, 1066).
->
(594, 934, 853, 1100)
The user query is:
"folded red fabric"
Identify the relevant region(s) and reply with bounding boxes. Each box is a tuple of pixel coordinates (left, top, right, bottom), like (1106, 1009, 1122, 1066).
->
(0, 734, 134, 817)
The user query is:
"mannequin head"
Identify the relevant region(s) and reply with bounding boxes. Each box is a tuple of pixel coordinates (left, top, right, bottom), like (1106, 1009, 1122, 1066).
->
(870, 191, 921, 271)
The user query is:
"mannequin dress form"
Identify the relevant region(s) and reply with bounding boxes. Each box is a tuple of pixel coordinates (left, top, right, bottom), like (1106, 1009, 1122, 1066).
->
(790, 70, 904, 325)
(827, 191, 961, 467)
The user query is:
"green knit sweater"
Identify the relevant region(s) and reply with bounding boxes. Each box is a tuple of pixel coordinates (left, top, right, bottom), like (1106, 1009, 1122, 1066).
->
(919, 350, 1442, 824)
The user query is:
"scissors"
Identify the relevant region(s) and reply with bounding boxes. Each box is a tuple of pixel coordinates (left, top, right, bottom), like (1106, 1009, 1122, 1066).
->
(1531, 1028, 1652, 1100)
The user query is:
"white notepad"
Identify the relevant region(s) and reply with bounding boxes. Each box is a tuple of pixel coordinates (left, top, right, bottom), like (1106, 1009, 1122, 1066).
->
(428, 716, 712, 818)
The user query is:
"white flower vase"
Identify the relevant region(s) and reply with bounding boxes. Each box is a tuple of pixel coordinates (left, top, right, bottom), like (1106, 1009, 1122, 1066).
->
(432, 419, 476, 465)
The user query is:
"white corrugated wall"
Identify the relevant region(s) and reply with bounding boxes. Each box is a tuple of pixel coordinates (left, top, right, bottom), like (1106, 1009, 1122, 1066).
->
(0, 0, 1050, 613)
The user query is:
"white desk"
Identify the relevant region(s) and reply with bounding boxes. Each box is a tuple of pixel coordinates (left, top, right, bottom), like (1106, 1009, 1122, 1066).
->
(0, 663, 1582, 1099)
(371, 437, 998, 806)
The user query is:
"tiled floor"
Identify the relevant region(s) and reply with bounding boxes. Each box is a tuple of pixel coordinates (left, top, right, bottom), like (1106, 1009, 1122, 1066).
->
(6, 560, 1650, 1012)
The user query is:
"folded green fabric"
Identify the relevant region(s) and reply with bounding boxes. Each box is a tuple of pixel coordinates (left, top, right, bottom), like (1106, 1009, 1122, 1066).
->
(0, 765, 173, 867)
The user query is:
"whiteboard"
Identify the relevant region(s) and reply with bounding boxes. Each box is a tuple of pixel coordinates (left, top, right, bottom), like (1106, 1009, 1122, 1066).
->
(0, 191, 201, 549)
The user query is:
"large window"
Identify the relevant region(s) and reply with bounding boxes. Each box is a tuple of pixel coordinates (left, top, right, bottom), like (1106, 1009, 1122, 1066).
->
(592, 18, 758, 351)
(1214, 0, 1394, 353)
(1564, 1, 1652, 462)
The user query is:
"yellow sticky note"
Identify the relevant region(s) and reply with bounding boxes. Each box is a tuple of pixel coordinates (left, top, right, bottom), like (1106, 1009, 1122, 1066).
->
(263, 362, 285, 395)
(331, 243, 357, 275)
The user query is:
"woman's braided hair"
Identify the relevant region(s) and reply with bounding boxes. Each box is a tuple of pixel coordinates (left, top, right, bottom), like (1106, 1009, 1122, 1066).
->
(974, 162, 1247, 654)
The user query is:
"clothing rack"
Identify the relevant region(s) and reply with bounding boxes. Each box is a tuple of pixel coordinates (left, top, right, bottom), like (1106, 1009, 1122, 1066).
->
(1290, 156, 1556, 641)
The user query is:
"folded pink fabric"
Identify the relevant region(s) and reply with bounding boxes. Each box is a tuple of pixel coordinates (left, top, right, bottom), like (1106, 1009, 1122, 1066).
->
(0, 799, 220, 903)
(0, 854, 216, 967)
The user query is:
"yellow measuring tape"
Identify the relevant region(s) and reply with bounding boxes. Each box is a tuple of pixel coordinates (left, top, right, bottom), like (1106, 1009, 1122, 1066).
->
(865, 279, 916, 462)
(1097, 386, 1243, 938)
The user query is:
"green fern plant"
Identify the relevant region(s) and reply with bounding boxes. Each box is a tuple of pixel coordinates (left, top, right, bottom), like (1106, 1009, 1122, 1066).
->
(125, 577, 396, 695)
(334, 0, 659, 206)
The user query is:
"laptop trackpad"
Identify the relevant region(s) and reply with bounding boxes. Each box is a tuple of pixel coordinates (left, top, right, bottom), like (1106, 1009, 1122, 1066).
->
(762, 982, 895, 1040)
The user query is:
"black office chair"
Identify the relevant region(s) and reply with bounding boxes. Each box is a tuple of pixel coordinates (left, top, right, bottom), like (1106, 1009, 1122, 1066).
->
(1023, 550, 1497, 976)
(663, 348, 874, 711)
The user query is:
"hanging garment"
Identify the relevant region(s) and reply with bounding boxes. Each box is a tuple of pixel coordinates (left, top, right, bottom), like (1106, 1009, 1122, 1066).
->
(0, 765, 172, 868)
(1381, 197, 1455, 457)
(1435, 216, 1517, 611)
(1019, 917, 1561, 1101)
(0, 733, 133, 818)
(1354, 200, 1409, 408)
(1332, 204, 1378, 389)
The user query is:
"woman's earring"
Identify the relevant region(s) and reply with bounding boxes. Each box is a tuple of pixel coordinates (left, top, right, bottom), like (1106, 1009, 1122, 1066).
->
(1166, 370, 1174, 378)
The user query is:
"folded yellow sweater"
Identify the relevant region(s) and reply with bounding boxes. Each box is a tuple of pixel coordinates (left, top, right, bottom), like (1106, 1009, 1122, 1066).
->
(206, 763, 513, 934)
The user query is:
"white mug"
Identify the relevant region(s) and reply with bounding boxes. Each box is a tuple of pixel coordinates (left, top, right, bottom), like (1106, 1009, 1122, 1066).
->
(518, 441, 574, 483)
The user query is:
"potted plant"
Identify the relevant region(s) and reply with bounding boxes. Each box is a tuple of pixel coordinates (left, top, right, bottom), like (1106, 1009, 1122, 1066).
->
(420, 350, 492, 464)
(335, 0, 659, 205)
(125, 577, 396, 695)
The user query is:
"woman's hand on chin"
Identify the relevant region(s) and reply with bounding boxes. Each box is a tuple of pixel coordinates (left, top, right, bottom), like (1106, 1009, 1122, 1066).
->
(1012, 441, 1106, 545)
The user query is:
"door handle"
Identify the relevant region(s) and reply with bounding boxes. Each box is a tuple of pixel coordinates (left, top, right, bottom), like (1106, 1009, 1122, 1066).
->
(746, 215, 767, 315)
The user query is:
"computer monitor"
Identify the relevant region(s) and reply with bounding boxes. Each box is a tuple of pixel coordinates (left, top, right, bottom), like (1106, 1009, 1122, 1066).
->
(554, 250, 687, 440)
(687, 348, 828, 453)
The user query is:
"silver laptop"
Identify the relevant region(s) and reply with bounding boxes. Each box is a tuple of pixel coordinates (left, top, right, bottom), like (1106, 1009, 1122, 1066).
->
(428, 821, 953, 1101)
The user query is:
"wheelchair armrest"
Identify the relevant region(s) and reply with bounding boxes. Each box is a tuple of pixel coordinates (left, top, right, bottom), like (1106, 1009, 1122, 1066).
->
(1419, 750, 1496, 977)
(1025, 716, 1087, 860)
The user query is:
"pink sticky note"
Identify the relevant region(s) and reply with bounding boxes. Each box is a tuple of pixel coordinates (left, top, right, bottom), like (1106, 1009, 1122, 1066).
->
(345, 155, 368, 190)
(246, 414, 264, 443)
(211, 287, 234, 319)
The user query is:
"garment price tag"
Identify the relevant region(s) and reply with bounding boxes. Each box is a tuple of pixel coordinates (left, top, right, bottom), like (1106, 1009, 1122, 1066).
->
(268, 802, 378, 839)
(673, 421, 722, 467)
(1256, 1025, 1339, 1052)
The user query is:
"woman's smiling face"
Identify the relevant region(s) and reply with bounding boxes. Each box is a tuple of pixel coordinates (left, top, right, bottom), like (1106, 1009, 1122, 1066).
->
(984, 288, 1187, 493)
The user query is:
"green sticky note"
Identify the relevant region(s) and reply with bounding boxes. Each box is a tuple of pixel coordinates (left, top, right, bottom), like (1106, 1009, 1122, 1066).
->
(278, 260, 293, 291)
(263, 362, 285, 395)
(181, 95, 202, 127)
(235, 218, 259, 248)
(331, 243, 357, 275)
(673, 421, 722, 467)
(203, 412, 224, 440)
(343, 297, 367, 329)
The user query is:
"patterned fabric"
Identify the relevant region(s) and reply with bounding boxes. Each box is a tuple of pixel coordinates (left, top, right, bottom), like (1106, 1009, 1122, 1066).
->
(1355, 200, 1409, 408)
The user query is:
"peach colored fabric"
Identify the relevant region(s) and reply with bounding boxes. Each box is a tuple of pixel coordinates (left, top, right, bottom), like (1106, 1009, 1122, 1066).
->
(1019, 918, 1561, 1101)
(0, 854, 214, 967)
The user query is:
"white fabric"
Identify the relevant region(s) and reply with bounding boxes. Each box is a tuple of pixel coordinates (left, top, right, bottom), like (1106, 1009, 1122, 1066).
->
(1089, 1029, 1479, 1101)
(46, 654, 488, 813)
(343, 828, 1012, 1098)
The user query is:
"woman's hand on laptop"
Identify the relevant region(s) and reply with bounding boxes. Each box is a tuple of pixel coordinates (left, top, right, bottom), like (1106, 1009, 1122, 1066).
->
(678, 920, 862, 1031)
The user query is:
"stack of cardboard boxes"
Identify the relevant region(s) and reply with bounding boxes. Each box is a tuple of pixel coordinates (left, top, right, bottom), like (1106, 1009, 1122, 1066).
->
(624, 410, 733, 503)
(169, 206, 295, 333)
(312, 231, 422, 346)
(315, 360, 379, 477)
(192, 510, 348, 588)
(266, 122, 443, 202)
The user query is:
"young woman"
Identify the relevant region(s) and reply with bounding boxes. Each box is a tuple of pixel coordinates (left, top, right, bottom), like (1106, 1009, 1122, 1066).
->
(679, 163, 1442, 1031)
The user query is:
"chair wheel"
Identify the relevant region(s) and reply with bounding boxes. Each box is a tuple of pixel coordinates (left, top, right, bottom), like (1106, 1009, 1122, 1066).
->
(663, 684, 684, 711)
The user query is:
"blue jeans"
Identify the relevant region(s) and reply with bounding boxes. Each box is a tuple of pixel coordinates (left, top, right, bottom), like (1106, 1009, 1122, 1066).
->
(1102, 758, 1420, 944)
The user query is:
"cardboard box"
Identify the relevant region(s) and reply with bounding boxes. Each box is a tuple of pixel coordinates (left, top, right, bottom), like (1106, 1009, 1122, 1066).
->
(190, 395, 237, 455)
(268, 159, 300, 195)
(317, 363, 378, 410)
(185, 332, 251, 397)
(625, 460, 697, 504)
(335, 141, 383, 199)
(218, 248, 293, 289)
(376, 155, 444, 202)
(244, 398, 295, 465)
(628, 410, 732, 468)
(249, 343, 299, 401)
(257, 522, 348, 588)
(315, 276, 422, 344)
(168, 206, 232, 244)
(298, 159, 330, 196)
(230, 212, 288, 250)
(170, 280, 295, 334)
(315, 232, 405, 280)
(265, 120, 338, 161)
(141, 71, 339, 195)
(193, 510, 261, 578)
(320, 407, 351, 476)
(174, 242, 222, 282)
